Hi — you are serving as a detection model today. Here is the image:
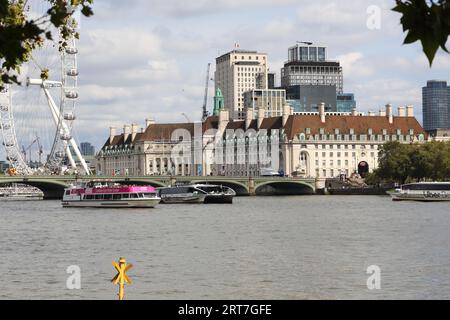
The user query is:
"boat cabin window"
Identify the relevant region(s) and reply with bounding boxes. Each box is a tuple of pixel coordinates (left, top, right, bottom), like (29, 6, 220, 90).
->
(113, 194, 122, 200)
(95, 195, 103, 200)
(65, 190, 70, 196)
(197, 186, 224, 193)
(402, 184, 450, 191)
(104, 194, 113, 200)
(142, 193, 155, 197)
(85, 195, 94, 200)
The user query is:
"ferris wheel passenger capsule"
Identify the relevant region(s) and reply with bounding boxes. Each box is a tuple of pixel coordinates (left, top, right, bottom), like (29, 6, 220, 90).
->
(3, 141, 15, 147)
(66, 47, 78, 55)
(55, 151, 65, 158)
(64, 113, 76, 121)
(60, 133, 72, 141)
(67, 69, 79, 77)
(65, 91, 79, 99)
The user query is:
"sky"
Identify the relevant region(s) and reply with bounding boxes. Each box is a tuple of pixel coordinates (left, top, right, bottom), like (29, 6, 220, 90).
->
(2, 0, 450, 161)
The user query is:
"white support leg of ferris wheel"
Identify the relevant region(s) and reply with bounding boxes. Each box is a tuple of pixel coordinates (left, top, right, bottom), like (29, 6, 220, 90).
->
(63, 140, 77, 169)
(42, 86, 77, 170)
(39, 84, 91, 175)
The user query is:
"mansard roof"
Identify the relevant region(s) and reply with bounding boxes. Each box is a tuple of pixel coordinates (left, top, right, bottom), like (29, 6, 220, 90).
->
(284, 115, 425, 140)
(101, 114, 426, 150)
(102, 116, 221, 149)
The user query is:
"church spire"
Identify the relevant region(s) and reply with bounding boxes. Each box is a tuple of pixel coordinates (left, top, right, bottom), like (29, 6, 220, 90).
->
(213, 88, 224, 116)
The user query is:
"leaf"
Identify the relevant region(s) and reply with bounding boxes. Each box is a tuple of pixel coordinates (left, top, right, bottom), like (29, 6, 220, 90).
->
(393, 0, 450, 66)
(81, 5, 93, 17)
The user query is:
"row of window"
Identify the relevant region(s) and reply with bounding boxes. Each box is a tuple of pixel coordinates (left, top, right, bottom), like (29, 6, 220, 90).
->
(315, 151, 376, 158)
(82, 193, 155, 200)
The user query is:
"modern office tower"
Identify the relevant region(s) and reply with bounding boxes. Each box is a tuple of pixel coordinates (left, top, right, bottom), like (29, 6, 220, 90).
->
(285, 85, 337, 113)
(243, 89, 287, 118)
(281, 43, 343, 94)
(267, 72, 276, 89)
(422, 80, 450, 131)
(80, 142, 96, 156)
(215, 49, 268, 120)
(337, 93, 356, 113)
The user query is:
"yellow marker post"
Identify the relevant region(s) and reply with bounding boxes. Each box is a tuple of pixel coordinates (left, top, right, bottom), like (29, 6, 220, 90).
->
(111, 257, 133, 300)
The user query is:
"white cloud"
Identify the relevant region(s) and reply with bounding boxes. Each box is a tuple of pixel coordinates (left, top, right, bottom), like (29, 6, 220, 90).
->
(337, 52, 373, 78)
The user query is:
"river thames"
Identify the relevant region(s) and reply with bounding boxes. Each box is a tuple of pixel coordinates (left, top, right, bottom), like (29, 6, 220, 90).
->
(0, 195, 449, 300)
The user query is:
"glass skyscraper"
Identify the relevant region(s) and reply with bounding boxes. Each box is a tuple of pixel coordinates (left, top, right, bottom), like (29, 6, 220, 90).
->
(281, 44, 343, 94)
(422, 80, 450, 131)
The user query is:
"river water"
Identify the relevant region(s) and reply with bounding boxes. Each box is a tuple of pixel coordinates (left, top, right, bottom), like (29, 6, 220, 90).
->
(0, 196, 449, 300)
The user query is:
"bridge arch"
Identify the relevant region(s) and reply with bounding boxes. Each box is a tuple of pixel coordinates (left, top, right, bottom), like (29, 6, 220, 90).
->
(255, 181, 315, 196)
(0, 179, 69, 199)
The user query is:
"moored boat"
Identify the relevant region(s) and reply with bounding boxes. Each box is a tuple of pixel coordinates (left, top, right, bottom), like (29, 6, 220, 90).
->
(157, 185, 206, 204)
(157, 184, 236, 204)
(390, 182, 450, 202)
(0, 184, 43, 201)
(62, 181, 161, 208)
(195, 184, 236, 204)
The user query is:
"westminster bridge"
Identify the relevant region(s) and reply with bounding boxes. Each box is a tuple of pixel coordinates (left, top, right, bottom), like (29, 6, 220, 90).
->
(0, 175, 325, 199)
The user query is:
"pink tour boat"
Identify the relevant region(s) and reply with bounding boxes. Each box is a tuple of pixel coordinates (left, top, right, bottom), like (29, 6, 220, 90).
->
(62, 181, 161, 208)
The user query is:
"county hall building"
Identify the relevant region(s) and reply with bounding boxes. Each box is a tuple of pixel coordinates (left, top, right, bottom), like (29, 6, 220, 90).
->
(97, 103, 426, 179)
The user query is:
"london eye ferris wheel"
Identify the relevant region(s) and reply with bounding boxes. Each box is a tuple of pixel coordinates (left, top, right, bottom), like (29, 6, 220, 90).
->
(0, 1, 90, 175)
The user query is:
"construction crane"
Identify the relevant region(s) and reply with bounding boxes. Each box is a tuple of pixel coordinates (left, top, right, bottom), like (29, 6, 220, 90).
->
(202, 63, 211, 122)
(181, 113, 191, 123)
(21, 135, 41, 166)
(36, 136, 43, 166)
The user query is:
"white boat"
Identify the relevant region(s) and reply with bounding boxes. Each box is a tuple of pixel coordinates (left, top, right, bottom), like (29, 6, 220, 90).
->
(62, 181, 161, 208)
(390, 182, 450, 202)
(0, 184, 44, 200)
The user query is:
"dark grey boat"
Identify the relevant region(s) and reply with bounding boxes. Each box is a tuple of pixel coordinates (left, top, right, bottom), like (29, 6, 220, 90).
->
(157, 184, 236, 204)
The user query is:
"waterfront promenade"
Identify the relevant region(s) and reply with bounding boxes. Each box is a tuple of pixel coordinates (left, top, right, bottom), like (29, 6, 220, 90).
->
(0, 175, 319, 199)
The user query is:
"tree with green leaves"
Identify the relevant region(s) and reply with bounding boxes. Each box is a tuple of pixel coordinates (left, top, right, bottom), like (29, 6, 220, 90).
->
(394, 0, 450, 65)
(0, 0, 93, 89)
(369, 141, 450, 184)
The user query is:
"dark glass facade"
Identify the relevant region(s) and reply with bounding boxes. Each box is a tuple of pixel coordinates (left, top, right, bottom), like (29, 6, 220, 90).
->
(284, 85, 337, 112)
(337, 93, 356, 112)
(422, 80, 450, 131)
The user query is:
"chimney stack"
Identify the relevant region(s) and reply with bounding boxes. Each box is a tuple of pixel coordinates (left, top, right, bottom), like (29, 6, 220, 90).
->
(398, 106, 406, 117)
(386, 104, 393, 124)
(282, 104, 292, 127)
(379, 109, 386, 117)
(368, 111, 376, 117)
(109, 127, 116, 144)
(123, 125, 131, 141)
(406, 105, 414, 117)
(319, 102, 326, 123)
(352, 107, 358, 116)
(219, 108, 230, 132)
(131, 124, 138, 141)
(145, 118, 155, 128)
(257, 107, 265, 129)
(245, 108, 254, 130)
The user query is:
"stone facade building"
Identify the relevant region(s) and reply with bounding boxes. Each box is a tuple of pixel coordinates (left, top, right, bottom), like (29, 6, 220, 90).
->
(97, 104, 426, 179)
